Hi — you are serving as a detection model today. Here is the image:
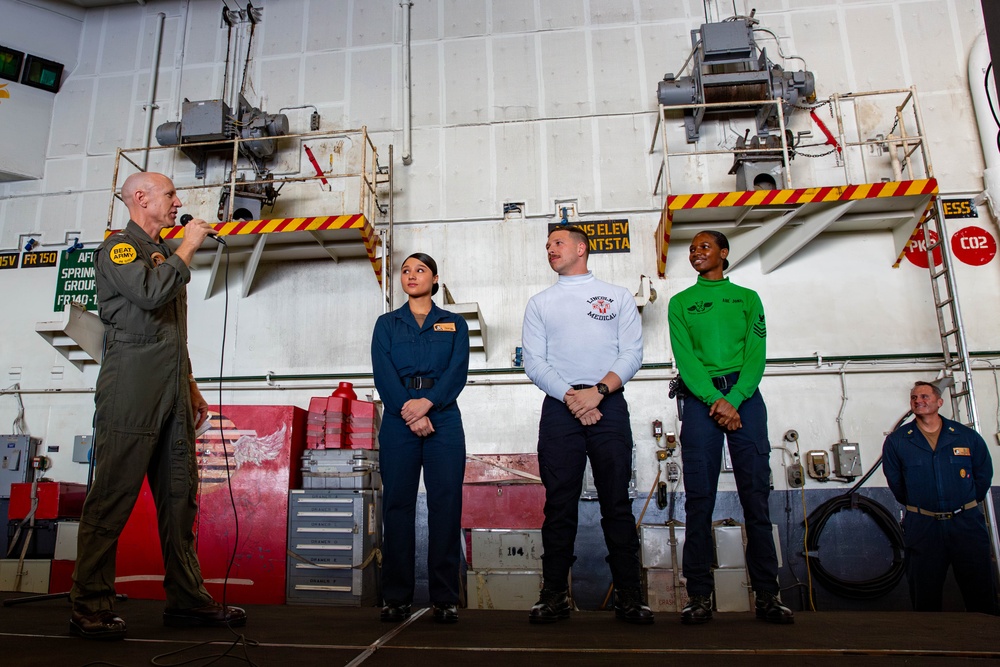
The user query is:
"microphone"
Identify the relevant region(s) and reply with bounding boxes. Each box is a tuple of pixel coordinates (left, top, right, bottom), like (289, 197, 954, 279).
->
(179, 214, 226, 245)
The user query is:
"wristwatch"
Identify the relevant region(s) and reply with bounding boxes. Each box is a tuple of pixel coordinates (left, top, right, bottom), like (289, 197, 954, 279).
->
(596, 383, 610, 396)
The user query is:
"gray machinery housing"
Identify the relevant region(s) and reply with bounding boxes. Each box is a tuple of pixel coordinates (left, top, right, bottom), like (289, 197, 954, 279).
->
(156, 94, 288, 219)
(657, 18, 815, 189)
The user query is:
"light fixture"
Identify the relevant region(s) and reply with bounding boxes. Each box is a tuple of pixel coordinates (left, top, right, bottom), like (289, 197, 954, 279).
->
(23, 238, 38, 252)
(65, 237, 83, 254)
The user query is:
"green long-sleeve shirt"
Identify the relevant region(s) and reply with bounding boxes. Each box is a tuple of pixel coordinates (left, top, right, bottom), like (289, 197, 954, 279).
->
(667, 276, 766, 410)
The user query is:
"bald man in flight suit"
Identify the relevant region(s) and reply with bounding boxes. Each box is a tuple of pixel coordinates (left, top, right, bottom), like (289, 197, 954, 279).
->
(69, 172, 247, 640)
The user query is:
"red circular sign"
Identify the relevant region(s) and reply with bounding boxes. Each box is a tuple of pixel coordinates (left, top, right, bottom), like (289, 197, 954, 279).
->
(951, 226, 997, 266)
(904, 228, 942, 268)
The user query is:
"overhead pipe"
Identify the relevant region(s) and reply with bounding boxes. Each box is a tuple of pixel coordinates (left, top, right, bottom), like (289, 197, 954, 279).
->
(401, 2, 413, 165)
(140, 12, 166, 171)
(969, 31, 1000, 218)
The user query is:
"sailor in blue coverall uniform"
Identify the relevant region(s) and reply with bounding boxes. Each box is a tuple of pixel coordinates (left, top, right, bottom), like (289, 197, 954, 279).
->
(882, 381, 997, 613)
(372, 252, 469, 624)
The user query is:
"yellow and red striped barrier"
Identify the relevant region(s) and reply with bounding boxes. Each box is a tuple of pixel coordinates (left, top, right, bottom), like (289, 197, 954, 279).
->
(656, 178, 938, 277)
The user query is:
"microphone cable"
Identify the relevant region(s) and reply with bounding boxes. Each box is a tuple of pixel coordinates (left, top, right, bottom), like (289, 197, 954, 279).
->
(152, 231, 261, 667)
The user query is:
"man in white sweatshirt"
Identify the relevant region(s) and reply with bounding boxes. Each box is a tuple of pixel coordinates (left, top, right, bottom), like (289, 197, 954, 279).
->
(521, 225, 653, 625)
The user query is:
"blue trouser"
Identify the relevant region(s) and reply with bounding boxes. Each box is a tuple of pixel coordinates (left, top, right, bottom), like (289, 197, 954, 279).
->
(379, 406, 466, 605)
(903, 509, 998, 613)
(680, 377, 778, 597)
(536, 391, 642, 591)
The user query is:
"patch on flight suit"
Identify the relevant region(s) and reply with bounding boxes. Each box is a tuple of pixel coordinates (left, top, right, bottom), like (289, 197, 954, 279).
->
(434, 323, 456, 332)
(150, 252, 166, 266)
(953, 447, 971, 456)
(960, 468, 967, 478)
(110, 243, 137, 265)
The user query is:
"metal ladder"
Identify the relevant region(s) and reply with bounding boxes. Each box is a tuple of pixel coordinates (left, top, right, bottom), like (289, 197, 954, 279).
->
(919, 198, 1000, 583)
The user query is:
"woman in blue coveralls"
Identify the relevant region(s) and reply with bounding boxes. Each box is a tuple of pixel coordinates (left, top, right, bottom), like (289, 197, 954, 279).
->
(372, 253, 470, 624)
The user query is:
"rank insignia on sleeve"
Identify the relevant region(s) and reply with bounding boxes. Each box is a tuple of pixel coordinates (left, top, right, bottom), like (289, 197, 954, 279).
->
(110, 243, 137, 265)
(953, 447, 971, 457)
(434, 323, 456, 332)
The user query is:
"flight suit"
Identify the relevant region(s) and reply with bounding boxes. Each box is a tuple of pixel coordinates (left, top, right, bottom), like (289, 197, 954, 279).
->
(371, 302, 469, 605)
(71, 220, 213, 614)
(882, 417, 997, 613)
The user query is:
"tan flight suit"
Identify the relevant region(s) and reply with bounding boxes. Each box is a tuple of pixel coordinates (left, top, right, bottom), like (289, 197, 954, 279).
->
(70, 220, 213, 614)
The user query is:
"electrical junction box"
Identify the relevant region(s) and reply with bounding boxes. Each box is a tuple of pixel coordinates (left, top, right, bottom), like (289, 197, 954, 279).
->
(806, 450, 829, 480)
(1, 435, 39, 499)
(72, 435, 92, 464)
(832, 441, 862, 479)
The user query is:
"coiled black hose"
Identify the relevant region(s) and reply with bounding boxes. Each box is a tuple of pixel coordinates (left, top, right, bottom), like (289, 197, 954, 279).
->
(802, 411, 911, 600)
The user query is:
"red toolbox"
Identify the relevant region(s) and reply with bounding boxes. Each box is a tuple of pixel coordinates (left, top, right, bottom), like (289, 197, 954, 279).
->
(8, 482, 87, 520)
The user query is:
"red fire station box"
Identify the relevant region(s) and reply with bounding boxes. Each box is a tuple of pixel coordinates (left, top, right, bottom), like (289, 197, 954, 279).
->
(462, 454, 544, 529)
(115, 405, 306, 604)
(8, 482, 87, 520)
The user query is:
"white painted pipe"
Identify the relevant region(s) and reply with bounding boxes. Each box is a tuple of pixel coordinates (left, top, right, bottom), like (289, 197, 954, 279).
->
(969, 31, 1000, 218)
(140, 12, 166, 171)
(401, 1, 413, 165)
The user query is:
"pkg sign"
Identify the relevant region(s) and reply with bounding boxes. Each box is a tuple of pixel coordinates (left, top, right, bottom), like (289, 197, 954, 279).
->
(54, 249, 97, 311)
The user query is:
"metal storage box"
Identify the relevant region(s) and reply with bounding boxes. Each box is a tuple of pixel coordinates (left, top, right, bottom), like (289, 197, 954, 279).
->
(713, 567, 751, 612)
(286, 489, 380, 606)
(640, 523, 685, 569)
(301, 449, 380, 490)
(466, 569, 545, 610)
(714, 523, 746, 569)
(53, 520, 79, 561)
(643, 568, 688, 612)
(470, 529, 542, 569)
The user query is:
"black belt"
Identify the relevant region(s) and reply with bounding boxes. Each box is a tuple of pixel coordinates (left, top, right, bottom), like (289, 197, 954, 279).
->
(404, 377, 435, 389)
(571, 384, 593, 390)
(905, 500, 978, 520)
(711, 373, 740, 390)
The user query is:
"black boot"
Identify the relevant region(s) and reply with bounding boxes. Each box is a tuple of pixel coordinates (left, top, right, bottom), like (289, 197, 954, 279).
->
(680, 594, 713, 625)
(614, 588, 654, 624)
(528, 588, 571, 624)
(755, 591, 794, 624)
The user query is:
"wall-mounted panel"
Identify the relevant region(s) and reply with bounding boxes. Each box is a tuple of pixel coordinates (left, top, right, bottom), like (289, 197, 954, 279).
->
(787, 9, 852, 97)
(492, 0, 536, 34)
(260, 56, 302, 109)
(494, 121, 544, 214)
(410, 0, 441, 42)
(901, 2, 962, 94)
(590, 0, 635, 26)
(184, 0, 225, 66)
(394, 127, 442, 222)
(539, 0, 586, 30)
(260, 0, 305, 57)
(492, 34, 539, 121)
(98, 7, 141, 75)
(87, 74, 134, 155)
(540, 30, 592, 118)
(443, 0, 489, 39)
(307, 0, 350, 51)
(354, 0, 395, 48)
(845, 6, 906, 93)
(43, 158, 83, 194)
(348, 46, 394, 130)
(444, 125, 491, 218)
(638, 0, 695, 23)
(546, 117, 597, 211)
(444, 38, 489, 125)
(596, 115, 652, 210)
(639, 22, 696, 111)
(304, 51, 348, 105)
(411, 42, 441, 127)
(0, 85, 53, 179)
(592, 26, 642, 114)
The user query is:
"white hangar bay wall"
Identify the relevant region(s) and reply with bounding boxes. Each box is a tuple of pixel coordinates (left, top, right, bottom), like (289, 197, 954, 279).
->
(0, 0, 996, 499)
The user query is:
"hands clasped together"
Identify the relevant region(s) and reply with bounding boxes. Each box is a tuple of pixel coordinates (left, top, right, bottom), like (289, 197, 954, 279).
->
(401, 397, 435, 437)
(709, 397, 741, 431)
(564, 387, 603, 426)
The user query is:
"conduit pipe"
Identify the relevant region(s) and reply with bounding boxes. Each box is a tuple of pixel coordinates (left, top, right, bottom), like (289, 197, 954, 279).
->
(969, 31, 1000, 218)
(140, 12, 166, 171)
(401, 1, 413, 165)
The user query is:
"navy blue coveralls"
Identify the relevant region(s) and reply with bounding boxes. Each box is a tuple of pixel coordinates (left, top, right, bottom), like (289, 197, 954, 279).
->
(882, 417, 997, 613)
(371, 302, 469, 605)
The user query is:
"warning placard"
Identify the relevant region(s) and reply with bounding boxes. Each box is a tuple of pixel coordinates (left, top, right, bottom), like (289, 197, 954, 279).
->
(0, 252, 18, 269)
(21, 250, 58, 268)
(54, 249, 98, 311)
